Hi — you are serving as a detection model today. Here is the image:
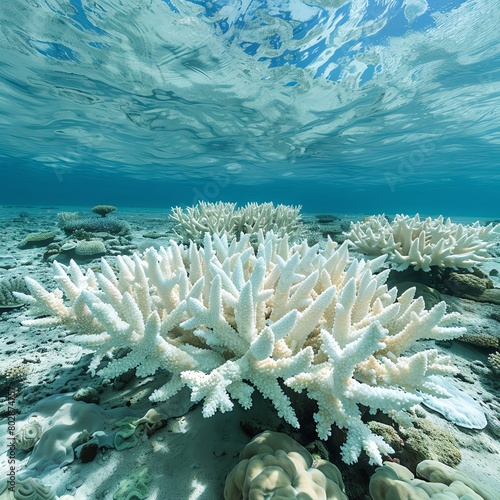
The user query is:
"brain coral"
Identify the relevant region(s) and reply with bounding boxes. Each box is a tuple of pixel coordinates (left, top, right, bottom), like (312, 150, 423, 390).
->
(0, 477, 55, 500)
(224, 430, 348, 500)
(369, 460, 497, 500)
(15, 418, 43, 451)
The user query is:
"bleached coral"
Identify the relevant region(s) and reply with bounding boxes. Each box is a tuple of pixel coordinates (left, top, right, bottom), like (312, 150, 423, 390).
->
(15, 231, 465, 465)
(169, 201, 305, 242)
(345, 214, 500, 272)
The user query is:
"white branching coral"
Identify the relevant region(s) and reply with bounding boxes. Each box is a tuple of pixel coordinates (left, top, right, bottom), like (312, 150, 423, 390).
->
(169, 201, 305, 242)
(15, 232, 465, 465)
(345, 214, 500, 272)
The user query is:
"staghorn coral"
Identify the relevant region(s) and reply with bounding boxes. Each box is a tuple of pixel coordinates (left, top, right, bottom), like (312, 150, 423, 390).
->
(57, 212, 80, 228)
(14, 231, 465, 465)
(170, 201, 305, 242)
(345, 214, 500, 272)
(224, 430, 348, 499)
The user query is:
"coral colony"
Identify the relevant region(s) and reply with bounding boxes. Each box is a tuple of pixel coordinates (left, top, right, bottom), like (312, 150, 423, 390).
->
(15, 229, 468, 465)
(345, 214, 499, 272)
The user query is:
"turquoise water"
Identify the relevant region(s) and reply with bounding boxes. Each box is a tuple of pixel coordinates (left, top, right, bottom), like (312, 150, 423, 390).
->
(0, 0, 498, 215)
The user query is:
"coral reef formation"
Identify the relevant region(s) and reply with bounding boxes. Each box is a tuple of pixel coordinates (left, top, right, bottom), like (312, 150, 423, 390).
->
(224, 430, 348, 499)
(345, 214, 499, 271)
(169, 201, 304, 242)
(59, 216, 130, 235)
(15, 231, 465, 464)
(57, 209, 130, 235)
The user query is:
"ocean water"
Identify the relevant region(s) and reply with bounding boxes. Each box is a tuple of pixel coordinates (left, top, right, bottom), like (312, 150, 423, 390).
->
(0, 0, 498, 216)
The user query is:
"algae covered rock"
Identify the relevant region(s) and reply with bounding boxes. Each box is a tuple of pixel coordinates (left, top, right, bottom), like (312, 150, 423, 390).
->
(398, 418, 462, 470)
(444, 269, 500, 304)
(368, 417, 461, 472)
(315, 214, 340, 223)
(446, 271, 492, 296)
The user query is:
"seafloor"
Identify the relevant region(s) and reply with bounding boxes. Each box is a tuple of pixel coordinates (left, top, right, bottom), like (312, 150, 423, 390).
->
(0, 205, 499, 500)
